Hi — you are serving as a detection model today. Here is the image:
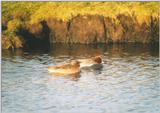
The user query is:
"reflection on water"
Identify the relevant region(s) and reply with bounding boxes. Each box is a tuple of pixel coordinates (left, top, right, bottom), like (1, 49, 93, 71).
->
(2, 44, 159, 113)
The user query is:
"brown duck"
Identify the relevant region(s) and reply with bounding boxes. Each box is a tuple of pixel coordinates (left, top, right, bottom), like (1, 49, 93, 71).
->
(48, 61, 80, 75)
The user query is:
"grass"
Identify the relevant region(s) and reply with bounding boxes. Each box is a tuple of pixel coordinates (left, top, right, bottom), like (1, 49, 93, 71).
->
(2, 2, 159, 24)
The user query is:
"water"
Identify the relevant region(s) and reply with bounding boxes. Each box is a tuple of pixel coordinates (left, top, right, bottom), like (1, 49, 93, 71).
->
(2, 44, 160, 113)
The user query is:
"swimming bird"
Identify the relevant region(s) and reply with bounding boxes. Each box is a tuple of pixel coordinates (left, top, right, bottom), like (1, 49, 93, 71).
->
(78, 56, 102, 68)
(48, 60, 80, 76)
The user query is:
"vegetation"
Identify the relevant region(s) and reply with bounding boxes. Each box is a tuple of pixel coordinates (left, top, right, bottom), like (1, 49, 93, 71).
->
(2, 2, 159, 49)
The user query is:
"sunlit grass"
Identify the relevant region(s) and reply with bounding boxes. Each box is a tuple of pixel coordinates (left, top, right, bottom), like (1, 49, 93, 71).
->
(2, 2, 159, 24)
(29, 2, 159, 23)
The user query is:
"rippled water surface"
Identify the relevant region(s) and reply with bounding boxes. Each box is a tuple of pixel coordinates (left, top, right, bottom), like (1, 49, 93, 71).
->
(2, 44, 160, 113)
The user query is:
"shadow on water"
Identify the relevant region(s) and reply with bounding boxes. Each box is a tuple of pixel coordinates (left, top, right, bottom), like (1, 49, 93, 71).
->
(49, 72, 81, 81)
(2, 43, 159, 58)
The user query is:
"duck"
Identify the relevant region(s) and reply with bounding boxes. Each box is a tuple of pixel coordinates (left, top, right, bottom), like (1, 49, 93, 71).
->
(78, 56, 102, 68)
(48, 60, 80, 76)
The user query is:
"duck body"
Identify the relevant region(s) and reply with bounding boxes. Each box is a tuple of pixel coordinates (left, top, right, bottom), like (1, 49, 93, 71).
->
(48, 61, 80, 75)
(78, 56, 102, 68)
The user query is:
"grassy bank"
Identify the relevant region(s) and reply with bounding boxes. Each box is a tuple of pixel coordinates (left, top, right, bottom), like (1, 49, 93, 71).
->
(2, 2, 159, 49)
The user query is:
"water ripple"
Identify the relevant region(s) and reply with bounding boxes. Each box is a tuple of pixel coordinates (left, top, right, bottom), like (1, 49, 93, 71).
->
(2, 44, 159, 113)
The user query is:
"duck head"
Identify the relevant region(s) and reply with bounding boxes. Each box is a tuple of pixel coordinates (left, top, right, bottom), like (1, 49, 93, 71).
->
(92, 56, 102, 64)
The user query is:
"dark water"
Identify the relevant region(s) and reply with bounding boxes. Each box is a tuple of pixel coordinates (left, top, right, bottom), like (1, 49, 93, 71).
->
(2, 44, 160, 113)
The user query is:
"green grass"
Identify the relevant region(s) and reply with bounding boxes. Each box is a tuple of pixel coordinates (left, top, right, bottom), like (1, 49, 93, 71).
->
(2, 2, 159, 24)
